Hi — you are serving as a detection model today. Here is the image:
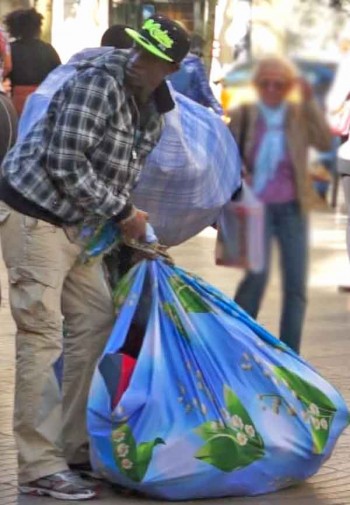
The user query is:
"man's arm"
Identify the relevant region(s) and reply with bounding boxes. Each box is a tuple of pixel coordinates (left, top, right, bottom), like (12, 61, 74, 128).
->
(45, 72, 133, 220)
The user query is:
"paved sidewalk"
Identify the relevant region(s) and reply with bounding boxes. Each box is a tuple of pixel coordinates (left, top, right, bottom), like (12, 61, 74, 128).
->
(1, 211, 350, 505)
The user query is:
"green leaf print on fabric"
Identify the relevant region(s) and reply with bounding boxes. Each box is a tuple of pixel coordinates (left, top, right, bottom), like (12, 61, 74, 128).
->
(274, 367, 337, 454)
(169, 275, 212, 313)
(112, 424, 165, 482)
(195, 386, 264, 472)
(162, 302, 190, 341)
(113, 272, 135, 310)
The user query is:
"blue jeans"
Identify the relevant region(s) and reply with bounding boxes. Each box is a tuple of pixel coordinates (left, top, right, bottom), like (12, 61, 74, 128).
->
(234, 201, 308, 353)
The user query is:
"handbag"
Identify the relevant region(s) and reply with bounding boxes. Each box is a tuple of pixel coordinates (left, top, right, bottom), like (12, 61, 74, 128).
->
(215, 183, 265, 273)
(327, 101, 350, 136)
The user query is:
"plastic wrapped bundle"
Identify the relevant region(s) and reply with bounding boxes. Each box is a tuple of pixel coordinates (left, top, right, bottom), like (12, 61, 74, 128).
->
(88, 260, 349, 500)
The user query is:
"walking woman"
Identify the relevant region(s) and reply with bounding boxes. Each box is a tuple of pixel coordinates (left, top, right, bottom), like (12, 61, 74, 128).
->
(229, 56, 332, 353)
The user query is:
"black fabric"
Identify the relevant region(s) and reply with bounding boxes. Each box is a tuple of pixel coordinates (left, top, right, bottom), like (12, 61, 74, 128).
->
(9, 38, 61, 86)
(153, 81, 174, 114)
(0, 93, 17, 165)
(238, 104, 249, 160)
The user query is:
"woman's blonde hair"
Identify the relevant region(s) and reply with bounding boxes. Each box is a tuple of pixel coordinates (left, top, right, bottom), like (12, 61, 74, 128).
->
(252, 56, 299, 84)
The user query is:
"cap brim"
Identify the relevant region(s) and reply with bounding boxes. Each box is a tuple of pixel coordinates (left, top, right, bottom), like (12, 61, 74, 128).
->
(125, 28, 174, 62)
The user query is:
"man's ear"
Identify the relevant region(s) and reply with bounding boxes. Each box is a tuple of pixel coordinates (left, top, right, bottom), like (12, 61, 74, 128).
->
(167, 62, 180, 75)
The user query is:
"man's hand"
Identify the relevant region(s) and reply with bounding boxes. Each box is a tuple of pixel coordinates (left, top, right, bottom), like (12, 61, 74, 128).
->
(119, 209, 149, 241)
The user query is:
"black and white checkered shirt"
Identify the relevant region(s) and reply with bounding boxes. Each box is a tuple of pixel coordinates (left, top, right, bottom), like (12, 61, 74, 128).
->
(2, 50, 167, 224)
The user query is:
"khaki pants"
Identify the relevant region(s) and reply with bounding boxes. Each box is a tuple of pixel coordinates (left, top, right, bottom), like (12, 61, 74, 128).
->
(0, 204, 115, 484)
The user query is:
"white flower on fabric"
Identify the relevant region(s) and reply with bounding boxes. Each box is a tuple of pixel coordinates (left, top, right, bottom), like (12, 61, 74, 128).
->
(221, 408, 230, 421)
(302, 411, 310, 422)
(236, 432, 248, 446)
(121, 458, 133, 470)
(245, 425, 255, 438)
(311, 417, 321, 430)
(196, 370, 202, 379)
(241, 363, 252, 371)
(113, 431, 125, 443)
(115, 405, 124, 416)
(192, 398, 199, 408)
(253, 355, 261, 364)
(117, 443, 129, 458)
(201, 403, 207, 415)
(179, 384, 186, 395)
(231, 415, 244, 429)
(243, 353, 250, 361)
(178, 396, 184, 403)
(263, 370, 271, 378)
(320, 418, 328, 430)
(309, 404, 320, 416)
(197, 381, 204, 390)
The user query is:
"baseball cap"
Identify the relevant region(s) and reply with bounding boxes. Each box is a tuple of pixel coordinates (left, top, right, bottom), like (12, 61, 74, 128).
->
(125, 15, 190, 63)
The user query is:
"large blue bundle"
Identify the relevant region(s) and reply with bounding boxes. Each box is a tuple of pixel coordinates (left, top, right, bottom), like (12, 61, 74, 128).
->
(87, 260, 349, 500)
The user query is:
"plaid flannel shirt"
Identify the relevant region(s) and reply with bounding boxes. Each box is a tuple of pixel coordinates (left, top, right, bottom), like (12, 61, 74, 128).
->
(2, 50, 164, 223)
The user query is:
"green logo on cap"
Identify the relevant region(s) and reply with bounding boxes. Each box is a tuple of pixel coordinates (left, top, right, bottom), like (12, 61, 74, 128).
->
(143, 19, 174, 49)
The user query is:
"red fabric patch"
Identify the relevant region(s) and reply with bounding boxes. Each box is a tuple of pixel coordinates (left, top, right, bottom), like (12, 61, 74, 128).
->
(112, 354, 136, 409)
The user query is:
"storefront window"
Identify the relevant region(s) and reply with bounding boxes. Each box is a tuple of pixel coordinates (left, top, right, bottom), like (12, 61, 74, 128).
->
(0, 0, 33, 20)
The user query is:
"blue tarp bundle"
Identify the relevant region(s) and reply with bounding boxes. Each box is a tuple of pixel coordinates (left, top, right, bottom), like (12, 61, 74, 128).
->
(18, 48, 241, 247)
(88, 259, 349, 500)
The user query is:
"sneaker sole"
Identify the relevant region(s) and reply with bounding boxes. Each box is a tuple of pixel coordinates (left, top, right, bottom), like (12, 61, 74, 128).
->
(19, 485, 96, 501)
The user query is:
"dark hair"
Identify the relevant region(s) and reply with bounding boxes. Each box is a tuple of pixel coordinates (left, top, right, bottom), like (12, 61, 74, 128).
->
(101, 24, 133, 49)
(190, 33, 204, 57)
(4, 8, 43, 40)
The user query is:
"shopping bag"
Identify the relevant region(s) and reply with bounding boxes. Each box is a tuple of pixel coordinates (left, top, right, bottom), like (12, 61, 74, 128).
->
(327, 101, 350, 136)
(132, 89, 242, 246)
(88, 259, 349, 500)
(215, 184, 265, 273)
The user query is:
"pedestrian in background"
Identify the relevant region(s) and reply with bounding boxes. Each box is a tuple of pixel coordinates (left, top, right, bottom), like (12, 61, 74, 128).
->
(168, 34, 223, 115)
(229, 56, 332, 353)
(0, 15, 189, 501)
(327, 27, 350, 262)
(0, 24, 17, 307)
(4, 8, 61, 116)
(0, 23, 12, 92)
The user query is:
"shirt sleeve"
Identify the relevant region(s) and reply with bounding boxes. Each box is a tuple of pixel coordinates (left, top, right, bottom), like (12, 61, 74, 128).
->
(193, 58, 223, 115)
(45, 72, 131, 219)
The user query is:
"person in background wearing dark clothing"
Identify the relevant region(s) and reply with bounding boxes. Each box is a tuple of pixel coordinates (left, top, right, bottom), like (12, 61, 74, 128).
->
(4, 8, 61, 116)
(168, 34, 223, 115)
(100, 23, 133, 49)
